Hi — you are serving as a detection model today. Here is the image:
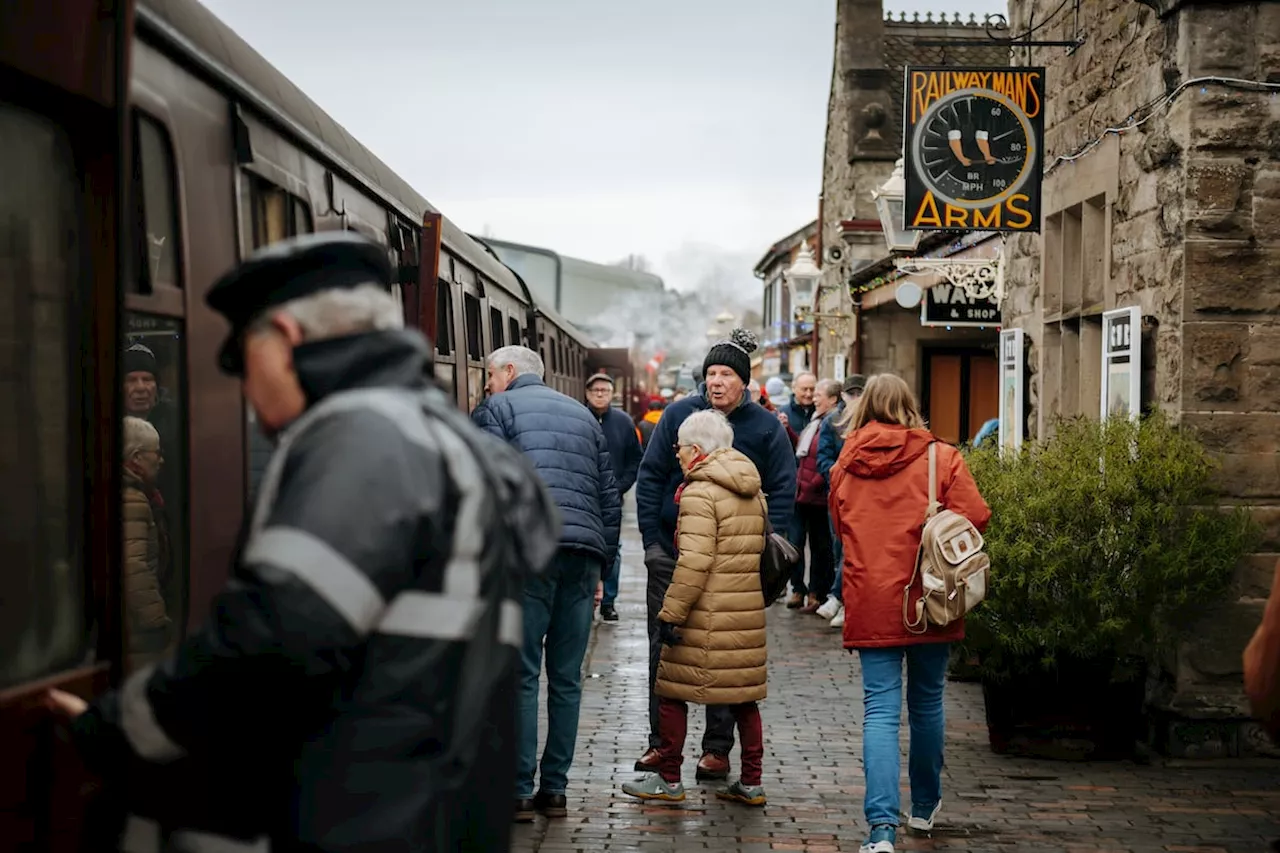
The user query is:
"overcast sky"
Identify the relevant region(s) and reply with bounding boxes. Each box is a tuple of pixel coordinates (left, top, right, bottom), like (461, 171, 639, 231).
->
(200, 0, 1007, 298)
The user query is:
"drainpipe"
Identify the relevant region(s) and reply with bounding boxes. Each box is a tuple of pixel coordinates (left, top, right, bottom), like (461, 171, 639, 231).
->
(851, 295, 863, 374)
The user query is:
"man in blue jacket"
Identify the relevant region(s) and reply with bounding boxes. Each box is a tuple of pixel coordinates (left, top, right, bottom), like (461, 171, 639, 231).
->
(633, 328, 795, 781)
(472, 346, 622, 823)
(584, 372, 642, 622)
(815, 373, 864, 627)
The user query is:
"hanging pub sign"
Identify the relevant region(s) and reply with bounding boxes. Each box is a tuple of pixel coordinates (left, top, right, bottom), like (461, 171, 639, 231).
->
(920, 282, 1000, 327)
(998, 328, 1024, 453)
(1101, 306, 1141, 420)
(903, 66, 1045, 234)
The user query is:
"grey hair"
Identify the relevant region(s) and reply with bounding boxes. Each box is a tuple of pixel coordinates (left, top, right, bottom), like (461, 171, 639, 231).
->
(677, 409, 734, 455)
(250, 284, 403, 341)
(817, 378, 842, 400)
(488, 345, 545, 379)
(123, 416, 160, 461)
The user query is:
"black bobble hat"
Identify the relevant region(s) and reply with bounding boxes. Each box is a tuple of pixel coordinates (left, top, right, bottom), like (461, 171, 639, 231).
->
(702, 328, 758, 385)
(124, 343, 158, 377)
(205, 232, 393, 375)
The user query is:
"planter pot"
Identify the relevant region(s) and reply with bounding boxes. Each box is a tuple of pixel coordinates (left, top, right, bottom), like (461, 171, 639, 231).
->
(982, 657, 1146, 760)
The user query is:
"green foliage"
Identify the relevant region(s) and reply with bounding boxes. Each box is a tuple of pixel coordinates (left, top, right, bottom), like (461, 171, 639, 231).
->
(963, 411, 1258, 682)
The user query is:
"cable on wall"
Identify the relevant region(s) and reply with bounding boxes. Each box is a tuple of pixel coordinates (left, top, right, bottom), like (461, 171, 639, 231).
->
(1044, 75, 1280, 175)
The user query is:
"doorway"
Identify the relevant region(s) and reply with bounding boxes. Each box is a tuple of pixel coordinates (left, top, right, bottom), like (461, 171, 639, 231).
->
(921, 346, 998, 445)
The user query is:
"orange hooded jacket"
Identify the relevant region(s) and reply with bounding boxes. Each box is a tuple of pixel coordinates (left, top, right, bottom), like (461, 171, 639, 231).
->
(829, 422, 991, 649)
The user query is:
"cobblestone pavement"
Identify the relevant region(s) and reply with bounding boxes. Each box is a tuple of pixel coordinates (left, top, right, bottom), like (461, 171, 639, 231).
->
(514, 501, 1280, 852)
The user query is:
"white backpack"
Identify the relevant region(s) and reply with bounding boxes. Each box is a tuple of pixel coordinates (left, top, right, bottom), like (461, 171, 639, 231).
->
(903, 442, 990, 634)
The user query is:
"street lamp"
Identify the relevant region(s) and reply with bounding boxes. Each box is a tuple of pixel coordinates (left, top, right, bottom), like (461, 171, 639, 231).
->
(784, 241, 821, 315)
(874, 158, 1004, 303)
(872, 158, 924, 253)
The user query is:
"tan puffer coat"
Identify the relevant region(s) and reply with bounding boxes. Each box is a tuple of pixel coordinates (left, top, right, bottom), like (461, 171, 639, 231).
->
(123, 468, 170, 657)
(656, 447, 768, 705)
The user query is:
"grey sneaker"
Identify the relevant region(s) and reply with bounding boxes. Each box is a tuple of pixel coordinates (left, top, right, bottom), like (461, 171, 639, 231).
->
(715, 779, 766, 806)
(621, 772, 685, 802)
(907, 799, 941, 832)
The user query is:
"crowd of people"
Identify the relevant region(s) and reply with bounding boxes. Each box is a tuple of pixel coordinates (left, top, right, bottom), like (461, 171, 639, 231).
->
(43, 233, 995, 853)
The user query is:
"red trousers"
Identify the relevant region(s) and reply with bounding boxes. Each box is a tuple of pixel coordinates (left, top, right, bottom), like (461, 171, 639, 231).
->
(657, 697, 763, 785)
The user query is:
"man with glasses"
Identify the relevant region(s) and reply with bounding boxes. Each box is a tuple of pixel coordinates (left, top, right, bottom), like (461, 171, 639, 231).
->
(584, 372, 642, 622)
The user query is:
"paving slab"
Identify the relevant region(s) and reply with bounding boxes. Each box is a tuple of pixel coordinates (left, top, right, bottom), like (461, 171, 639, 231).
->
(513, 500, 1280, 852)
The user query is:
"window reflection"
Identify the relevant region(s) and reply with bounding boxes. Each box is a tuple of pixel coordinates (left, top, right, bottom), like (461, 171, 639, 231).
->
(0, 103, 87, 689)
(122, 314, 187, 673)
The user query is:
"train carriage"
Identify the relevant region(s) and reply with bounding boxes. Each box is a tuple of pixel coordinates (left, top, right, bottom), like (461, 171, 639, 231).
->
(0, 0, 615, 846)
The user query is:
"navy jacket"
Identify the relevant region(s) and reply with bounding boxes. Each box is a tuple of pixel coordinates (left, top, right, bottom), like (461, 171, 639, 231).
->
(816, 400, 845, 486)
(590, 404, 642, 496)
(636, 386, 796, 557)
(780, 399, 816, 434)
(472, 374, 621, 566)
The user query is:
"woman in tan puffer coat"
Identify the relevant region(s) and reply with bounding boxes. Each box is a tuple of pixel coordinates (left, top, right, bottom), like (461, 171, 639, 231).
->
(122, 416, 172, 670)
(622, 409, 769, 807)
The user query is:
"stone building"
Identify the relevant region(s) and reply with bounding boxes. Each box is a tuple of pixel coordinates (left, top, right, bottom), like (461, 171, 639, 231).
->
(812, 2, 1007, 385)
(1001, 0, 1280, 755)
(753, 220, 818, 381)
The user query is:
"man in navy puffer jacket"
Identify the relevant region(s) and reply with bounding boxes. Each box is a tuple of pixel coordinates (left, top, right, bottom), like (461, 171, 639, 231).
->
(472, 345, 621, 822)
(633, 328, 795, 782)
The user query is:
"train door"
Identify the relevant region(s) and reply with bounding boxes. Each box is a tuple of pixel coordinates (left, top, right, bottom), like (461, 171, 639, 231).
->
(0, 2, 133, 850)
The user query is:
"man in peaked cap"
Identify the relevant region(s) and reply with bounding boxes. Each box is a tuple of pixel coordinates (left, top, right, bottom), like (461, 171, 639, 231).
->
(583, 371, 642, 623)
(49, 232, 560, 852)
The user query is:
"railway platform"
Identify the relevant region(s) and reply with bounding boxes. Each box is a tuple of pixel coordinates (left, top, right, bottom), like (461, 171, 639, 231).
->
(513, 499, 1280, 853)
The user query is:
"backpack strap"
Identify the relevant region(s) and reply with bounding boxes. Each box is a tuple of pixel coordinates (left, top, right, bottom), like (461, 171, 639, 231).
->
(903, 442, 941, 635)
(926, 441, 941, 520)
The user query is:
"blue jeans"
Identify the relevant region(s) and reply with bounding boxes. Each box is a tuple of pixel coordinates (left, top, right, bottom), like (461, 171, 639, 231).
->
(858, 643, 951, 831)
(828, 515, 843, 601)
(517, 549, 602, 798)
(602, 550, 621, 608)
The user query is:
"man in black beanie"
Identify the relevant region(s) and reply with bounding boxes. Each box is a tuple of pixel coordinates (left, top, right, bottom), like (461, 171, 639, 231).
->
(633, 328, 795, 781)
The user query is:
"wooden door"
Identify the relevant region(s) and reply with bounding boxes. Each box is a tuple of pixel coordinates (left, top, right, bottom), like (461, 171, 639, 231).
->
(968, 353, 999, 438)
(0, 2, 133, 850)
(927, 354, 963, 444)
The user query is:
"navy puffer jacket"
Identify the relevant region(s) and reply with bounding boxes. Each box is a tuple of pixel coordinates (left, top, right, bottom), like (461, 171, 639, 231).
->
(472, 374, 621, 566)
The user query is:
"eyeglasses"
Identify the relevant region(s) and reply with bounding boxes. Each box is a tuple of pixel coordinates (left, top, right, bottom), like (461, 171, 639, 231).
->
(673, 442, 694, 452)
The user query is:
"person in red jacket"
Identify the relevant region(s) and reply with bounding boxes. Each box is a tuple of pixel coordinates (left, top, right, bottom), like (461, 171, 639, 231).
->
(791, 379, 842, 612)
(828, 374, 990, 853)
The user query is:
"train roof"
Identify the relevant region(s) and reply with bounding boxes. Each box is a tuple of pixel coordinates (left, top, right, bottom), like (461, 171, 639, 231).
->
(135, 0, 531, 307)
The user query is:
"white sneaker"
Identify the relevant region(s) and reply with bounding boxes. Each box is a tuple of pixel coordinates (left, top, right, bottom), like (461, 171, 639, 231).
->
(829, 605, 844, 627)
(815, 595, 841, 620)
(907, 799, 942, 832)
(858, 841, 894, 853)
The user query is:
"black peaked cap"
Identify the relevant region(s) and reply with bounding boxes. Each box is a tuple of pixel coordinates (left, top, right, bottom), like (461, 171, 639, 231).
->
(205, 231, 393, 375)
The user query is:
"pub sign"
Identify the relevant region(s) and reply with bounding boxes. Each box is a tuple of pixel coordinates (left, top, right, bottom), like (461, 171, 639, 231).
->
(903, 66, 1045, 234)
(920, 283, 1000, 327)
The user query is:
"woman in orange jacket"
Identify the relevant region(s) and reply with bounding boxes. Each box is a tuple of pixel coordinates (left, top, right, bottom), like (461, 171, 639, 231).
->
(828, 374, 990, 853)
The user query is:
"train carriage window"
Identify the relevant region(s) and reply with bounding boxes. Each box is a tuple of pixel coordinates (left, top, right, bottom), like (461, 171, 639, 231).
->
(509, 317, 521, 347)
(0, 104, 88, 688)
(433, 283, 456, 396)
(463, 293, 484, 411)
(122, 314, 189, 673)
(131, 113, 182, 294)
(243, 176, 312, 501)
(490, 306, 504, 349)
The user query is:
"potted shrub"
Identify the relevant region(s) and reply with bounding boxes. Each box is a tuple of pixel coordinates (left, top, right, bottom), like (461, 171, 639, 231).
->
(962, 412, 1257, 759)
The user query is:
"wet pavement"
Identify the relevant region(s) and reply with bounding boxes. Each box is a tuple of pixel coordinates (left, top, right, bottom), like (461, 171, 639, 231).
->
(513, 498, 1280, 852)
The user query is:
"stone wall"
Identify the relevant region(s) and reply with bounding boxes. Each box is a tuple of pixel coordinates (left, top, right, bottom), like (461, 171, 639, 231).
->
(1004, 0, 1280, 755)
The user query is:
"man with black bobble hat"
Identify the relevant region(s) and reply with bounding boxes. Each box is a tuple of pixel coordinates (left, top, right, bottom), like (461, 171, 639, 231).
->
(633, 327, 795, 781)
(49, 231, 559, 853)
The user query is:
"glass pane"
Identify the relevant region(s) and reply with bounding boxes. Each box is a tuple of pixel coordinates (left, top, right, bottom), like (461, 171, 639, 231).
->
(467, 366, 484, 414)
(122, 314, 188, 673)
(435, 283, 453, 356)
(464, 294, 482, 361)
(434, 360, 455, 396)
(0, 103, 88, 689)
(508, 317, 520, 347)
(490, 306, 504, 349)
(137, 115, 182, 291)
